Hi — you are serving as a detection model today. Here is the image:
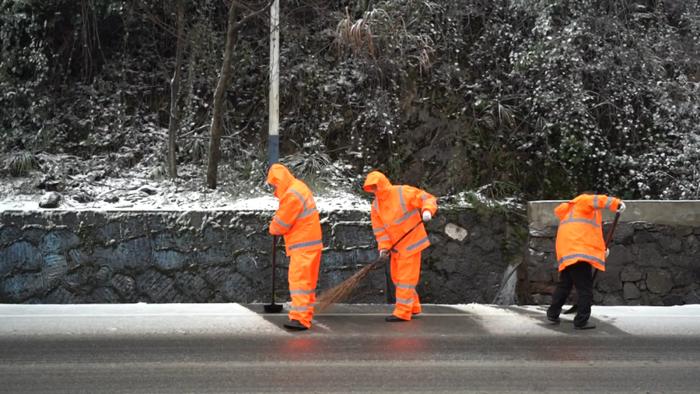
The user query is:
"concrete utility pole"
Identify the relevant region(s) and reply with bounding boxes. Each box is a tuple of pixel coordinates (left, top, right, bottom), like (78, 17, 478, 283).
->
(268, 0, 280, 166)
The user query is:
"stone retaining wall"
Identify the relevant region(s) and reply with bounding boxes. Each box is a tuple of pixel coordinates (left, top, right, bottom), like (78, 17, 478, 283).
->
(0, 205, 521, 304)
(525, 201, 700, 305)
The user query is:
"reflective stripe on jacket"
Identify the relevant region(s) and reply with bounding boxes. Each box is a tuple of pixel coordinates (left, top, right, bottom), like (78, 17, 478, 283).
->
(363, 171, 437, 257)
(267, 164, 323, 256)
(554, 193, 621, 272)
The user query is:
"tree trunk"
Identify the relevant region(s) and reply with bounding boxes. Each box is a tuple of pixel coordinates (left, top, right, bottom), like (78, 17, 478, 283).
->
(206, 1, 239, 189)
(167, 0, 185, 179)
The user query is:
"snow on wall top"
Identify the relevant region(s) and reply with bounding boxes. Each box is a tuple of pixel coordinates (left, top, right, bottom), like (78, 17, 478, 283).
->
(0, 191, 371, 212)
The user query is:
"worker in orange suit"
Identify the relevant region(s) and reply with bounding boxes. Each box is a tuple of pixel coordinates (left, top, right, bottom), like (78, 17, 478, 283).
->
(547, 192, 625, 329)
(363, 171, 437, 322)
(267, 164, 323, 331)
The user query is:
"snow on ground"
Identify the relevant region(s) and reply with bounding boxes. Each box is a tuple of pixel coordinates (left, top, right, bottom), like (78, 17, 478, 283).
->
(0, 144, 382, 213)
(228, 193, 370, 212)
(2, 303, 699, 338)
(0, 185, 371, 212)
(0, 179, 519, 213)
(511, 304, 700, 336)
(0, 156, 372, 212)
(0, 303, 288, 337)
(449, 304, 700, 337)
(0, 155, 516, 212)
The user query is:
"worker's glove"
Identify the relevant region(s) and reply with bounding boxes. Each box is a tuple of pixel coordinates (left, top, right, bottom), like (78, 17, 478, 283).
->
(618, 201, 626, 213)
(422, 210, 432, 222)
(379, 249, 390, 260)
(605, 248, 610, 258)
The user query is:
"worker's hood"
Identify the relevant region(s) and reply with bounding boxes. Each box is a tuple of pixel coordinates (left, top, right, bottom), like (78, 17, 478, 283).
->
(267, 163, 295, 199)
(363, 171, 392, 197)
(554, 201, 573, 220)
(554, 194, 594, 220)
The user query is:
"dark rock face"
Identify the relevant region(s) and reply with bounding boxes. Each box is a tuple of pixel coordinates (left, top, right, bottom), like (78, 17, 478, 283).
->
(0, 206, 519, 304)
(646, 270, 674, 295)
(526, 220, 700, 306)
(623, 282, 641, 300)
(621, 265, 643, 282)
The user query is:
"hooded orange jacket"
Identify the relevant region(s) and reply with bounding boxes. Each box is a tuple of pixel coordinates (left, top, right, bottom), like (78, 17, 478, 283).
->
(554, 193, 621, 272)
(267, 164, 323, 256)
(363, 171, 437, 257)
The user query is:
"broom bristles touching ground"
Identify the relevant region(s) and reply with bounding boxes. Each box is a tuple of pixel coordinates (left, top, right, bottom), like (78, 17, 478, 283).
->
(316, 258, 386, 312)
(317, 222, 423, 312)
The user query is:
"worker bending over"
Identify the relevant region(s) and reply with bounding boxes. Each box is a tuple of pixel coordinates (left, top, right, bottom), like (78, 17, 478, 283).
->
(363, 171, 437, 322)
(547, 192, 625, 329)
(267, 164, 323, 331)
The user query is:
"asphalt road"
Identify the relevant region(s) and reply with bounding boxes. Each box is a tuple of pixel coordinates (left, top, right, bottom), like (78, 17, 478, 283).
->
(1, 303, 699, 393)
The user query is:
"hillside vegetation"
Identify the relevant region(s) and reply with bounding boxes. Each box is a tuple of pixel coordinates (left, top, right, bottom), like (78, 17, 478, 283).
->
(1, 0, 699, 203)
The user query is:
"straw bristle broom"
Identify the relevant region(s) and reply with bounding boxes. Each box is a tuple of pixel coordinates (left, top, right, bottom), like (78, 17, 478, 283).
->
(315, 257, 387, 312)
(315, 221, 423, 312)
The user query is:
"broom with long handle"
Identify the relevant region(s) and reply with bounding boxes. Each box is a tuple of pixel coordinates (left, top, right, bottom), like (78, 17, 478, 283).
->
(316, 220, 424, 312)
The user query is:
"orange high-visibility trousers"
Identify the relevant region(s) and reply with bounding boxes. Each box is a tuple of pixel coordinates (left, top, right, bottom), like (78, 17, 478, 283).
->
(390, 252, 422, 320)
(288, 249, 322, 328)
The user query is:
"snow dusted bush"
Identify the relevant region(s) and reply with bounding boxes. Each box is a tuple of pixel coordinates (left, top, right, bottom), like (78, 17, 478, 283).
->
(1, 0, 698, 200)
(505, 0, 700, 198)
(314, 0, 700, 199)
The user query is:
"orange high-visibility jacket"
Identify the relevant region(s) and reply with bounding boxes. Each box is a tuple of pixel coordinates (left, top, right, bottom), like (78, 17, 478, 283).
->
(554, 193, 621, 272)
(363, 171, 437, 257)
(267, 164, 323, 256)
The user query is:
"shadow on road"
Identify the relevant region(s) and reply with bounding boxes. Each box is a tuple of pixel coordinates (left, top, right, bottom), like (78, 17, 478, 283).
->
(504, 304, 632, 337)
(243, 303, 492, 338)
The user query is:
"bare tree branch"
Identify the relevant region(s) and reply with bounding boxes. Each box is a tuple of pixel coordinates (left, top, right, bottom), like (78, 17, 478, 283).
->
(232, 0, 275, 31)
(130, 0, 178, 38)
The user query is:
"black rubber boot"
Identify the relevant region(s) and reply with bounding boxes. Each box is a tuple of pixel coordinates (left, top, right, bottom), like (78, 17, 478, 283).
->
(283, 319, 308, 331)
(547, 315, 561, 324)
(574, 321, 596, 330)
(546, 309, 561, 324)
(385, 315, 409, 322)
